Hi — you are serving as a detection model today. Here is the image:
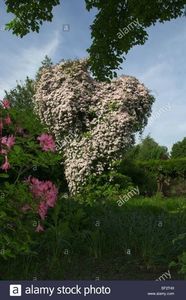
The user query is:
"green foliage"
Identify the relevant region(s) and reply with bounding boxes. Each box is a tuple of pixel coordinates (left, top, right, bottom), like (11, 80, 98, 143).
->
(2, 195, 186, 279)
(5, 0, 60, 37)
(177, 252, 186, 278)
(0, 182, 36, 259)
(0, 103, 63, 259)
(171, 137, 186, 158)
(35, 55, 53, 81)
(137, 158, 186, 178)
(76, 171, 133, 205)
(170, 233, 186, 279)
(4, 56, 53, 111)
(131, 136, 169, 160)
(85, 0, 186, 80)
(0, 108, 62, 184)
(5, 77, 35, 110)
(118, 158, 157, 195)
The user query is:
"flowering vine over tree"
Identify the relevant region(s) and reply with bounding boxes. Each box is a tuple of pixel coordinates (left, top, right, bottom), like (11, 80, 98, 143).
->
(34, 59, 154, 194)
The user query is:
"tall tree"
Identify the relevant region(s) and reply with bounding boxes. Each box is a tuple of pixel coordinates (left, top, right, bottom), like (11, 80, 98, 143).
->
(4, 0, 186, 80)
(35, 55, 53, 81)
(132, 136, 169, 160)
(5, 77, 35, 110)
(171, 137, 186, 158)
(4, 56, 53, 110)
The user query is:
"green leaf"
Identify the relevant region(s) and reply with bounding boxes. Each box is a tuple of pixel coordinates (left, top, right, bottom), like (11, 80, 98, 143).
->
(0, 173, 9, 178)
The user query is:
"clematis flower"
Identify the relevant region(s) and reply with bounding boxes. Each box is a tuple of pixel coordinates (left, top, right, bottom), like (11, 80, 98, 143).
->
(1, 135, 15, 149)
(4, 115, 11, 125)
(37, 133, 56, 152)
(1, 156, 10, 171)
(2, 99, 10, 109)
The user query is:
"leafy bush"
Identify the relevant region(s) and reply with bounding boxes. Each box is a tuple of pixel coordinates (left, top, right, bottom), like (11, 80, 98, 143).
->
(170, 233, 186, 279)
(0, 182, 36, 259)
(0, 99, 63, 258)
(137, 159, 186, 178)
(118, 159, 157, 195)
(75, 171, 134, 205)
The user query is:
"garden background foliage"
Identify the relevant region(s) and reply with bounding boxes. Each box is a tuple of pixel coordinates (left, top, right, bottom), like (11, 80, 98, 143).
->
(0, 58, 186, 280)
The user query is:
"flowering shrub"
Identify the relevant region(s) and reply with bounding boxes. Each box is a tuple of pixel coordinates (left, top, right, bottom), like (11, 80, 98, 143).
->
(27, 176, 58, 222)
(34, 59, 154, 194)
(0, 98, 62, 258)
(37, 133, 56, 152)
(0, 182, 36, 259)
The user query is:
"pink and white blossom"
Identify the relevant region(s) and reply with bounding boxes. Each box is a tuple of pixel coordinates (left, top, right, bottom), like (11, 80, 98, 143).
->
(34, 59, 154, 194)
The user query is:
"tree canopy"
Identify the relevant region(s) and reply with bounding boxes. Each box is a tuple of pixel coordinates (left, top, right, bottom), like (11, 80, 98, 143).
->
(5, 77, 35, 110)
(126, 136, 169, 161)
(4, 0, 186, 80)
(4, 56, 53, 110)
(171, 137, 186, 158)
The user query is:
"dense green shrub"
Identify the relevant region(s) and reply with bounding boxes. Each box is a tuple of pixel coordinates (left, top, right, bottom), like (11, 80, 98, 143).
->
(170, 233, 186, 279)
(137, 159, 186, 178)
(0, 100, 63, 259)
(119, 158, 186, 196)
(0, 183, 36, 258)
(75, 171, 134, 205)
(118, 159, 157, 195)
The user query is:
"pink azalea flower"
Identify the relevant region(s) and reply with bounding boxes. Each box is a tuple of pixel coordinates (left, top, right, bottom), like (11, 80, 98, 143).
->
(1, 135, 15, 149)
(46, 185, 58, 207)
(26, 176, 58, 220)
(4, 115, 11, 125)
(2, 99, 10, 109)
(38, 201, 48, 220)
(1, 156, 10, 171)
(35, 223, 44, 232)
(37, 133, 56, 152)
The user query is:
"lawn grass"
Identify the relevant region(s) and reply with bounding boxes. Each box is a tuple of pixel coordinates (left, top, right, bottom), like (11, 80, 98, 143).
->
(1, 195, 186, 280)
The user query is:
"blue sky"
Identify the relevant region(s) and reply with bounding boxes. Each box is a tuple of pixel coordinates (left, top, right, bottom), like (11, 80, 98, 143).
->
(0, 0, 185, 151)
